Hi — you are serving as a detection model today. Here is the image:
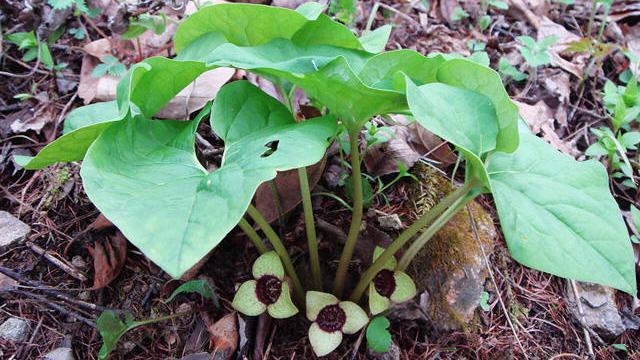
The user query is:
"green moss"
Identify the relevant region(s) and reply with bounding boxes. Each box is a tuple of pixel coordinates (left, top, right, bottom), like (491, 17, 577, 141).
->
(405, 163, 496, 331)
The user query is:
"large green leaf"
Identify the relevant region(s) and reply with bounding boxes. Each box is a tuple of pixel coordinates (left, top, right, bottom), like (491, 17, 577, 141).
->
(358, 50, 445, 90)
(174, 3, 363, 53)
(81, 82, 336, 278)
(63, 101, 120, 133)
(436, 59, 519, 153)
(185, 38, 405, 130)
(405, 79, 498, 185)
(488, 129, 637, 295)
(15, 102, 120, 170)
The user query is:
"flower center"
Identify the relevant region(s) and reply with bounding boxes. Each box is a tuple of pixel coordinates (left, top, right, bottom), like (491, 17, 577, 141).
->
(316, 304, 346, 332)
(255, 275, 282, 305)
(374, 269, 396, 297)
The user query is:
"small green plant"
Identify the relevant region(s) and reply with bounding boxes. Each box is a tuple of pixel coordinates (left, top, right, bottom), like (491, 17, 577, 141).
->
(122, 13, 169, 40)
(366, 315, 391, 352)
(48, 0, 99, 17)
(451, 6, 470, 22)
(97, 279, 215, 359)
(68, 27, 86, 40)
(5, 31, 55, 70)
(517, 35, 558, 68)
(498, 58, 527, 82)
(16, 3, 637, 357)
(91, 56, 127, 78)
(587, 78, 639, 187)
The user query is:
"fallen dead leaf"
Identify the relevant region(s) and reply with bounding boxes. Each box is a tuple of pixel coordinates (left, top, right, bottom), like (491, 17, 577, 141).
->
(541, 69, 571, 126)
(155, 68, 236, 119)
(364, 122, 456, 177)
(255, 156, 326, 223)
(87, 214, 114, 232)
(86, 231, 127, 289)
(537, 17, 585, 79)
(208, 313, 239, 359)
(515, 100, 579, 157)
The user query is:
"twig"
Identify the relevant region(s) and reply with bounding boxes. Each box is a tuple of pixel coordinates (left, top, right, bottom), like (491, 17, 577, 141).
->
(13, 290, 96, 328)
(0, 266, 109, 313)
(466, 206, 529, 360)
(568, 279, 595, 358)
(15, 316, 43, 359)
(377, 3, 421, 28)
(26, 242, 89, 282)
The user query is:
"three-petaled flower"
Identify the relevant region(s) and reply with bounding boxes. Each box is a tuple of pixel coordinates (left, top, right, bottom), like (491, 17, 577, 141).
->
(369, 246, 417, 315)
(306, 291, 369, 357)
(232, 251, 298, 318)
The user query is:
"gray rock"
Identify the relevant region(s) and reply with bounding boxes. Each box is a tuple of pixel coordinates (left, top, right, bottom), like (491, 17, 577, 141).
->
(44, 347, 74, 360)
(401, 164, 497, 332)
(0, 273, 17, 291)
(367, 341, 400, 360)
(377, 214, 403, 231)
(0, 317, 29, 342)
(0, 211, 30, 249)
(566, 282, 625, 339)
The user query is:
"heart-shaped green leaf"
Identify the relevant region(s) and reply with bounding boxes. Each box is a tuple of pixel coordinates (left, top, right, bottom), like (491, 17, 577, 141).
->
(488, 128, 637, 295)
(405, 78, 498, 185)
(81, 81, 336, 278)
(174, 3, 363, 53)
(366, 316, 391, 353)
(436, 59, 519, 153)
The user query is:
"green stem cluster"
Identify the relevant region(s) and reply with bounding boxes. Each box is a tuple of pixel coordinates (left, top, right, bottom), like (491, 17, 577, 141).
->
(333, 130, 364, 298)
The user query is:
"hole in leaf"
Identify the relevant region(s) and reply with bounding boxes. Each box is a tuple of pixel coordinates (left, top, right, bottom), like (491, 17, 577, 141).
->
(261, 140, 280, 158)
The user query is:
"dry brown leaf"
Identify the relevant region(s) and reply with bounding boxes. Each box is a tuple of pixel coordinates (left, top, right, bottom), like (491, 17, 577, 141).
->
(154, 68, 236, 119)
(86, 232, 127, 289)
(541, 69, 571, 126)
(255, 156, 326, 223)
(364, 122, 456, 177)
(208, 313, 238, 359)
(609, 1, 640, 22)
(537, 17, 585, 79)
(506, 0, 540, 29)
(515, 100, 578, 157)
(87, 214, 114, 232)
(10, 101, 55, 134)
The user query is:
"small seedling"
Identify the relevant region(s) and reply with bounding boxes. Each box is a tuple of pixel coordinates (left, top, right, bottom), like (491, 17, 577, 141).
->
(122, 13, 169, 40)
(366, 316, 392, 353)
(5, 31, 55, 69)
(91, 56, 127, 78)
(498, 58, 527, 81)
(517, 35, 558, 68)
(451, 6, 470, 22)
(68, 27, 86, 40)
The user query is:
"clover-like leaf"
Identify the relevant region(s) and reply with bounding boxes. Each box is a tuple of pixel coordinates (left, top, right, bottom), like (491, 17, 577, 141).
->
(81, 82, 336, 278)
(488, 127, 637, 295)
(165, 279, 218, 306)
(366, 316, 391, 353)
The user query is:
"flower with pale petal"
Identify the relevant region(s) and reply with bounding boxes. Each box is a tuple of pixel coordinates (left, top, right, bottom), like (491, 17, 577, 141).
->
(368, 246, 417, 315)
(306, 291, 369, 356)
(232, 251, 298, 319)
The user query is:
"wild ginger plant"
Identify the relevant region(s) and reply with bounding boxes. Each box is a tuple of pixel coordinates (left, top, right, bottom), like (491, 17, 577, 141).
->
(15, 3, 637, 357)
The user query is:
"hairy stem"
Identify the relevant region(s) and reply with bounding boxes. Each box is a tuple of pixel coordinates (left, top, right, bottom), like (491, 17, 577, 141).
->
(333, 130, 364, 298)
(348, 181, 477, 302)
(246, 205, 305, 304)
(397, 193, 476, 270)
(238, 218, 268, 254)
(298, 167, 323, 290)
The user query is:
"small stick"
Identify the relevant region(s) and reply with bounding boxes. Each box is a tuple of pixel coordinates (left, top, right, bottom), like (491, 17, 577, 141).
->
(466, 206, 529, 360)
(377, 3, 421, 28)
(26, 242, 88, 282)
(15, 316, 43, 359)
(0, 266, 109, 313)
(569, 279, 595, 358)
(14, 290, 96, 328)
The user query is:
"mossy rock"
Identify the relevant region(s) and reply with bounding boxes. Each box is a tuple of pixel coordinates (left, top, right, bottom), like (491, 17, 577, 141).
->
(404, 163, 497, 332)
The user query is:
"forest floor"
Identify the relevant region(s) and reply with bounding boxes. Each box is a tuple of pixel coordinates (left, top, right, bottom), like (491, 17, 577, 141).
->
(1, 0, 640, 359)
